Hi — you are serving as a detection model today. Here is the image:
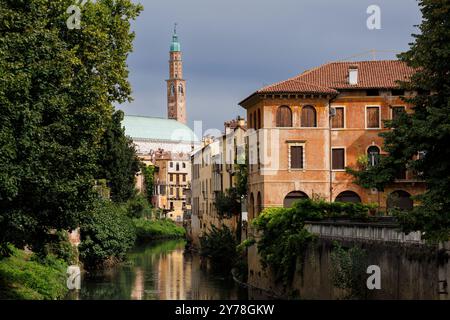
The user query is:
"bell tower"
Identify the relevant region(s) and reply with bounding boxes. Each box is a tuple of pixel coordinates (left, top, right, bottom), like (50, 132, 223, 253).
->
(167, 24, 187, 124)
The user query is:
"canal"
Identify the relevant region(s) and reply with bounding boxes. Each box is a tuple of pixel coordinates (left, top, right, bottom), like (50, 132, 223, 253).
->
(66, 240, 248, 300)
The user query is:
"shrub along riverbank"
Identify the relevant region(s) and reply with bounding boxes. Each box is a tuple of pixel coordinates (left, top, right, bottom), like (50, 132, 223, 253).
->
(134, 218, 186, 242)
(0, 246, 68, 300)
(78, 198, 186, 269)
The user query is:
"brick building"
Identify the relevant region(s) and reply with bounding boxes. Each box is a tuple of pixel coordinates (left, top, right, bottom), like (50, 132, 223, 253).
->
(239, 60, 426, 219)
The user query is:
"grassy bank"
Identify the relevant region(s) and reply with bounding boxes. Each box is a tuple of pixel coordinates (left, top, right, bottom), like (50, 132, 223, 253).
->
(133, 219, 186, 242)
(0, 246, 68, 300)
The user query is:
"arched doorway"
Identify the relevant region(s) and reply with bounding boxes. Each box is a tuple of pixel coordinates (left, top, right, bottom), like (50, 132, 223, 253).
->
(248, 193, 254, 220)
(335, 191, 362, 203)
(283, 191, 309, 208)
(387, 190, 413, 211)
(256, 192, 262, 216)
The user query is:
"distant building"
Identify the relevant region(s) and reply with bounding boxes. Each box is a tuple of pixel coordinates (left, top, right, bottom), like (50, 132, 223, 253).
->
(152, 149, 191, 223)
(189, 117, 247, 247)
(122, 26, 199, 222)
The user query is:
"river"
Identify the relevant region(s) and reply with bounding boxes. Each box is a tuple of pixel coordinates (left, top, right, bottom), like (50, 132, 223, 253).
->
(66, 240, 248, 300)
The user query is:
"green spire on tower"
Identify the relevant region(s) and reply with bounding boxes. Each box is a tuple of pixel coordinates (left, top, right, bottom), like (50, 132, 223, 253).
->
(170, 23, 181, 52)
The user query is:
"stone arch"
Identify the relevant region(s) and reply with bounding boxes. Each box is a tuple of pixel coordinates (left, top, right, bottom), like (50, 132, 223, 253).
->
(335, 191, 362, 203)
(387, 190, 413, 211)
(283, 191, 309, 208)
(276, 106, 293, 127)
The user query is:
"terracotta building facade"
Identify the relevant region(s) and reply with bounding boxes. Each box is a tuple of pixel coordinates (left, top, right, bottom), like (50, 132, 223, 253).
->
(239, 60, 426, 219)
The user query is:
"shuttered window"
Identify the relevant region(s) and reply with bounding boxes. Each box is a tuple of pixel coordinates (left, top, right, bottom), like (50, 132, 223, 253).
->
(276, 106, 292, 127)
(332, 148, 345, 170)
(290, 146, 303, 169)
(366, 107, 380, 128)
(301, 106, 317, 127)
(392, 106, 406, 121)
(332, 107, 344, 128)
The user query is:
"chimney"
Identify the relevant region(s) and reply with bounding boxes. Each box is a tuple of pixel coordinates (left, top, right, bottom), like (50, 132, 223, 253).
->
(349, 65, 358, 85)
(237, 115, 246, 128)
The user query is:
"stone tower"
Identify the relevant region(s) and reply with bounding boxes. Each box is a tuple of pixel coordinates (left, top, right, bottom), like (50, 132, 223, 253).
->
(167, 24, 187, 124)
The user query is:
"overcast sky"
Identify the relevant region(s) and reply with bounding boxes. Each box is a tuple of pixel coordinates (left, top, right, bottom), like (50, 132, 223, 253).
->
(118, 0, 422, 132)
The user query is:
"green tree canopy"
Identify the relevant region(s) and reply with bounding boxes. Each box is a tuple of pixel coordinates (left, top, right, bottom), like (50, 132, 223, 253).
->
(97, 110, 140, 203)
(347, 0, 450, 240)
(0, 0, 142, 254)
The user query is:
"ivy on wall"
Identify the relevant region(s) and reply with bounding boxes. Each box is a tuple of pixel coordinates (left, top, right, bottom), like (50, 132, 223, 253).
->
(330, 243, 368, 299)
(252, 199, 375, 286)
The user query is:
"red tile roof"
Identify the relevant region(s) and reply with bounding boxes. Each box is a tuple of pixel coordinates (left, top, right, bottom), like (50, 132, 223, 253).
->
(240, 60, 414, 105)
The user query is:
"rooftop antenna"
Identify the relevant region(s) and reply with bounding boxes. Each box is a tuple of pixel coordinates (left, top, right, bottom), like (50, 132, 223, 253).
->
(333, 50, 401, 62)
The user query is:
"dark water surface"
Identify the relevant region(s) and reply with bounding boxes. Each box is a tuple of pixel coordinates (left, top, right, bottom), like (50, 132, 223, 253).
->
(66, 240, 248, 300)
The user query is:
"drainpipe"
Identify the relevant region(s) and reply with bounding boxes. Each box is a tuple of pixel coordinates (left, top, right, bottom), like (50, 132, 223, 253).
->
(328, 95, 338, 203)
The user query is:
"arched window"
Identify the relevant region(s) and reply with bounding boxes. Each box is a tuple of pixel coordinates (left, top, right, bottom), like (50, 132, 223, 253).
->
(176, 163, 180, 171)
(178, 84, 184, 95)
(258, 109, 262, 129)
(283, 191, 309, 208)
(276, 106, 292, 127)
(253, 112, 257, 129)
(368, 146, 381, 166)
(387, 190, 413, 211)
(335, 191, 362, 203)
(170, 84, 175, 96)
(257, 192, 262, 216)
(301, 106, 317, 127)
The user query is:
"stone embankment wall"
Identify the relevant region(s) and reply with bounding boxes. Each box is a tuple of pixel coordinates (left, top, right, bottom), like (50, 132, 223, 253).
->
(247, 219, 450, 300)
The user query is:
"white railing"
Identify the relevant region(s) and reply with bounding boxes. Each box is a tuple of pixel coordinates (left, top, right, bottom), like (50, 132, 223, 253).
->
(305, 221, 424, 244)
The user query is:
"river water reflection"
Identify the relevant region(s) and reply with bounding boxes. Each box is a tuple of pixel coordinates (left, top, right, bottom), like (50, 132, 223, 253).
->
(66, 240, 248, 300)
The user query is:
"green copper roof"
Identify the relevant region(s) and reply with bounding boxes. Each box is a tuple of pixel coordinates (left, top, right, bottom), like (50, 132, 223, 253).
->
(170, 33, 181, 52)
(122, 115, 198, 142)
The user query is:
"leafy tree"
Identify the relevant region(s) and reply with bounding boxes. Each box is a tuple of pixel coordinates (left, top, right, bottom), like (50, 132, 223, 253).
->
(347, 0, 450, 241)
(97, 110, 140, 203)
(235, 163, 248, 198)
(141, 163, 155, 198)
(214, 188, 241, 219)
(78, 200, 136, 269)
(0, 0, 142, 255)
(200, 224, 238, 273)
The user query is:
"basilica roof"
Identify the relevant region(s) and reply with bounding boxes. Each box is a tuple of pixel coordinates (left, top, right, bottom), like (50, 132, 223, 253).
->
(122, 115, 198, 143)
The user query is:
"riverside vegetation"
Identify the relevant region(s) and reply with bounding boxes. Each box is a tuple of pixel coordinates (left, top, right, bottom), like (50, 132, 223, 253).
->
(0, 195, 186, 299)
(0, 0, 150, 300)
